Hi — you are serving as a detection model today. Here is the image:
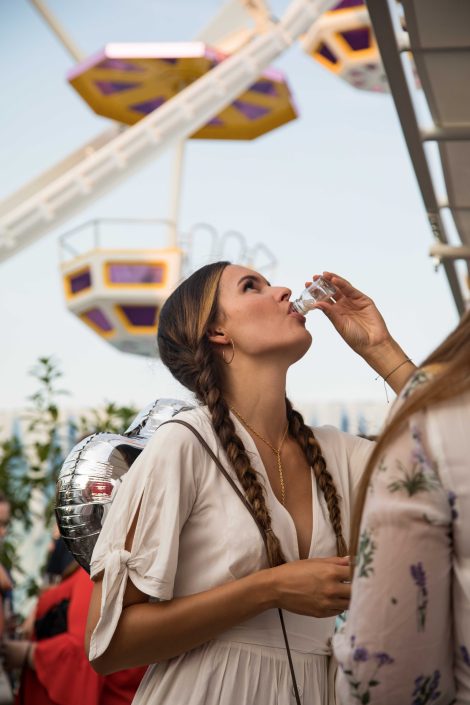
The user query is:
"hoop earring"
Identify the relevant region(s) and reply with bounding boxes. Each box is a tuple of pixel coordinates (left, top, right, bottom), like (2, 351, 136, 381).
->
(222, 339, 235, 365)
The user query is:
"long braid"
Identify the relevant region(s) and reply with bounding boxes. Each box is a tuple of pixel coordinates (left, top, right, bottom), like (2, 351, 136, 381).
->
(285, 398, 347, 556)
(194, 337, 286, 567)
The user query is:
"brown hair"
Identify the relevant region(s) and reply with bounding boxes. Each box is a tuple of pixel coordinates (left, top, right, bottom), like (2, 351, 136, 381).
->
(350, 309, 470, 563)
(158, 262, 347, 565)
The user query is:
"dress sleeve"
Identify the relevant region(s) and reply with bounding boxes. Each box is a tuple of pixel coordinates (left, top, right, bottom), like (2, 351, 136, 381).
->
(312, 425, 374, 509)
(88, 421, 201, 662)
(333, 413, 453, 704)
(341, 431, 374, 506)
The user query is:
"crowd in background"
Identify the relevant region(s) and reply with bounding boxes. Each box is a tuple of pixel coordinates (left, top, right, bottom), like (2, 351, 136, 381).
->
(0, 495, 145, 705)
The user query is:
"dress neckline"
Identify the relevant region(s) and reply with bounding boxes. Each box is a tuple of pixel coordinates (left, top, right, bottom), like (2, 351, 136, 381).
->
(228, 410, 318, 561)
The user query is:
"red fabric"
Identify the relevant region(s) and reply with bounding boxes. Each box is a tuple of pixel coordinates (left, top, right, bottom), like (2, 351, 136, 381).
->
(16, 568, 145, 705)
(102, 670, 147, 705)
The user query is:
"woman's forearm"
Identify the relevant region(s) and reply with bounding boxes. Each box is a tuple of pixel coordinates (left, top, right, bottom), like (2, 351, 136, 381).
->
(362, 337, 416, 395)
(92, 568, 276, 675)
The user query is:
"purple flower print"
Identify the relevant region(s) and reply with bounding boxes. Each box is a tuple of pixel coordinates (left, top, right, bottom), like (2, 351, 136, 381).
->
(375, 652, 394, 666)
(353, 647, 369, 662)
(461, 645, 470, 667)
(406, 424, 441, 489)
(410, 562, 428, 632)
(448, 491, 458, 520)
(410, 563, 427, 590)
(411, 427, 428, 466)
(412, 670, 441, 704)
(340, 643, 394, 703)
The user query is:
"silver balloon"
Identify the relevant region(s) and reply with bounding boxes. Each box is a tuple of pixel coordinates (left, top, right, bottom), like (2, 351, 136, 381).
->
(124, 397, 194, 439)
(55, 398, 193, 573)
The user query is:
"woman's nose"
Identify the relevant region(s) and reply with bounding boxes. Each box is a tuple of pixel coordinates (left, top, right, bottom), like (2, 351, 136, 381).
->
(275, 287, 292, 302)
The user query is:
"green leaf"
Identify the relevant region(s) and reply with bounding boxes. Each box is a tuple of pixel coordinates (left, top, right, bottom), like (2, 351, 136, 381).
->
(1, 354, 140, 613)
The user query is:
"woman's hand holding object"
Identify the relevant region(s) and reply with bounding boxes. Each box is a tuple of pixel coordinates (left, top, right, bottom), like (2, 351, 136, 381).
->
(308, 272, 416, 392)
(306, 272, 391, 356)
(269, 556, 351, 618)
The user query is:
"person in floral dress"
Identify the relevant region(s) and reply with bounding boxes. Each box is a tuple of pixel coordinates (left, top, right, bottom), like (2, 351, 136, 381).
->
(334, 310, 470, 704)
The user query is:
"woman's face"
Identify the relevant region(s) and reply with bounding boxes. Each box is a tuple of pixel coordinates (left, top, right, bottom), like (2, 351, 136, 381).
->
(213, 264, 312, 364)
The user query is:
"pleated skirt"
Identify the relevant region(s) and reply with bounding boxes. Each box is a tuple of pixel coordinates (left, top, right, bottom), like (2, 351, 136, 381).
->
(133, 639, 330, 705)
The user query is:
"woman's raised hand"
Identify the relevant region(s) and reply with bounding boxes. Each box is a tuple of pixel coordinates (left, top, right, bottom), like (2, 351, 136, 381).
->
(307, 272, 391, 357)
(270, 556, 351, 618)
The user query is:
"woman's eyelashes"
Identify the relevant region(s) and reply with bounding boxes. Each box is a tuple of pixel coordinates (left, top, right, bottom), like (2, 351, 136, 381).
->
(242, 277, 271, 292)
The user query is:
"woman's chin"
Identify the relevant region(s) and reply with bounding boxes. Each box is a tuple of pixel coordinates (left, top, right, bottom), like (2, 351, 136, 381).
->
(289, 331, 312, 362)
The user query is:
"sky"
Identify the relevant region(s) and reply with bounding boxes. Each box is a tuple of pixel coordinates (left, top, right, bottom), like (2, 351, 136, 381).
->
(0, 0, 462, 416)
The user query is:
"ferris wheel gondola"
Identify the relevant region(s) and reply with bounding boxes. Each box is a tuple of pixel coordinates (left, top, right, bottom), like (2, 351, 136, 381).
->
(1, 0, 411, 360)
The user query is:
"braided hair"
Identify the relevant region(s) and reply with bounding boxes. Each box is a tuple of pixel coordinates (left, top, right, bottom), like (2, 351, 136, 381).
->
(157, 261, 346, 565)
(285, 398, 347, 556)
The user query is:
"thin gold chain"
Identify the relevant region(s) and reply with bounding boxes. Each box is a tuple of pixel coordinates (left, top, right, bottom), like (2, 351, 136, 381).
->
(230, 406, 289, 506)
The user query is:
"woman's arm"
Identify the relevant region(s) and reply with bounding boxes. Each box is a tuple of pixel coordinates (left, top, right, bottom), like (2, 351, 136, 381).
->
(87, 555, 351, 675)
(310, 272, 416, 395)
(2, 640, 36, 671)
(359, 336, 416, 395)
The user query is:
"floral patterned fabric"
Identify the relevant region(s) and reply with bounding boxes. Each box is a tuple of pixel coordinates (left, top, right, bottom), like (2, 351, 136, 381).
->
(333, 370, 470, 705)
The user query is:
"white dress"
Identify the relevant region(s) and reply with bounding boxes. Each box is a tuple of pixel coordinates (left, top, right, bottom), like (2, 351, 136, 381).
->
(333, 370, 470, 704)
(89, 406, 372, 705)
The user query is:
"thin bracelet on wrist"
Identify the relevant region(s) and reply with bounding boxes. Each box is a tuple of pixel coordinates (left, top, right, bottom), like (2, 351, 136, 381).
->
(383, 357, 413, 382)
(375, 357, 414, 403)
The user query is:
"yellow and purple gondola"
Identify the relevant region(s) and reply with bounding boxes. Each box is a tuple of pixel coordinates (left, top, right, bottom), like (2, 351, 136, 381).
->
(67, 42, 298, 140)
(62, 42, 297, 356)
(301, 0, 389, 93)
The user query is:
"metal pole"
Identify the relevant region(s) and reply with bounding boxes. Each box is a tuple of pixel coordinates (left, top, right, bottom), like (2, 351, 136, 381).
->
(168, 141, 186, 248)
(29, 0, 83, 62)
(366, 0, 466, 315)
(429, 243, 470, 261)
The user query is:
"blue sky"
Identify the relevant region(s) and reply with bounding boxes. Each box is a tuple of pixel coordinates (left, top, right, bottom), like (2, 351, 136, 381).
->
(0, 0, 459, 413)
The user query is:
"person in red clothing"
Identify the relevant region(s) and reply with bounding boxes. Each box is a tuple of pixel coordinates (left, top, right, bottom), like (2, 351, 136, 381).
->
(3, 539, 145, 705)
(0, 492, 15, 705)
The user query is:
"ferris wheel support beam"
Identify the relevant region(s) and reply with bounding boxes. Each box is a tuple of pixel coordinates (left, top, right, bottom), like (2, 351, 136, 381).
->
(28, 0, 188, 254)
(429, 243, 470, 262)
(168, 141, 186, 248)
(28, 0, 83, 62)
(0, 0, 337, 263)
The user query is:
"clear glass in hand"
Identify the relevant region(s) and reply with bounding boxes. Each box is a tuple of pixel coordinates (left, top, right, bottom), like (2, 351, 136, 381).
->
(292, 276, 337, 315)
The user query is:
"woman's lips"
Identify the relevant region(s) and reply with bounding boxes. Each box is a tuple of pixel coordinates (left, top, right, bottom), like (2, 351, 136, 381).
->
(288, 304, 306, 322)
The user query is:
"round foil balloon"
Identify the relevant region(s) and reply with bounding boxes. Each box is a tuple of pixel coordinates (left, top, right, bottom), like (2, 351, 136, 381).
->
(55, 398, 193, 572)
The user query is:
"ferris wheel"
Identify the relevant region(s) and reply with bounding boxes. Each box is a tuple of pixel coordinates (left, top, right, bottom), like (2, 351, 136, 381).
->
(0, 0, 413, 358)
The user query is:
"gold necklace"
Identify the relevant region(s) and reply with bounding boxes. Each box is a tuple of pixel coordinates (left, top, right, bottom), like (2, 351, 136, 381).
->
(230, 406, 289, 506)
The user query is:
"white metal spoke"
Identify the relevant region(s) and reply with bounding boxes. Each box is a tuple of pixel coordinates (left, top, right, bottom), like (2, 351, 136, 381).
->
(0, 0, 337, 263)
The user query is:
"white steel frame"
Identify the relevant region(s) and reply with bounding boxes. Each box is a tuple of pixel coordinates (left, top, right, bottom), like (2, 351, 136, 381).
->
(366, 0, 468, 315)
(0, 0, 338, 263)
